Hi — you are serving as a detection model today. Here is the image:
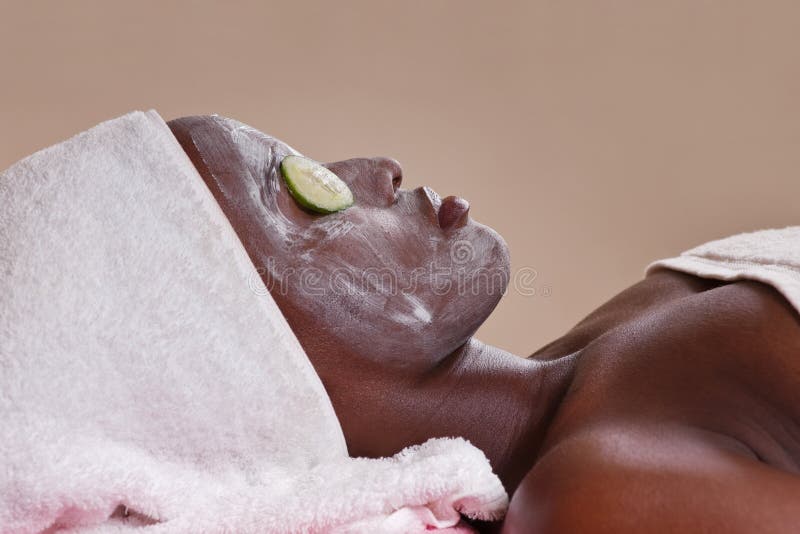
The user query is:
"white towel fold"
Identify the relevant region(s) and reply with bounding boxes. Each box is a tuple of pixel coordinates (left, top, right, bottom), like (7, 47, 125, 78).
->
(0, 111, 507, 533)
(647, 226, 800, 314)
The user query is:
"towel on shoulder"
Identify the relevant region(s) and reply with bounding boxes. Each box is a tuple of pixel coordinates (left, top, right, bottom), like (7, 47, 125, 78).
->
(647, 226, 800, 314)
(0, 111, 507, 534)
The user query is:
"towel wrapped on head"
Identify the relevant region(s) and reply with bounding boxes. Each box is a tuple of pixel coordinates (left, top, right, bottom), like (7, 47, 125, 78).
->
(0, 111, 507, 533)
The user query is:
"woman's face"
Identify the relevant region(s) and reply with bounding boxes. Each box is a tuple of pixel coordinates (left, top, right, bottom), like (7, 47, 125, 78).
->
(170, 116, 510, 370)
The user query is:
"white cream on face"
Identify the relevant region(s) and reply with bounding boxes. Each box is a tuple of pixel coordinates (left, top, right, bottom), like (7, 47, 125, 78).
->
(213, 116, 510, 364)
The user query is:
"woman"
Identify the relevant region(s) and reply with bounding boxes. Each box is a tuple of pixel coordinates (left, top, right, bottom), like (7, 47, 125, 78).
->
(170, 115, 800, 533)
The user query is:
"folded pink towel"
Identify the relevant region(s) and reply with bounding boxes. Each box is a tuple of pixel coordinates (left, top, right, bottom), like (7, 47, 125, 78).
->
(0, 111, 508, 533)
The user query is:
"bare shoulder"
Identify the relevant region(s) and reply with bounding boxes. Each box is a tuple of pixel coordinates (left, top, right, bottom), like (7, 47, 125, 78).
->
(577, 277, 800, 463)
(502, 420, 800, 534)
(504, 277, 800, 533)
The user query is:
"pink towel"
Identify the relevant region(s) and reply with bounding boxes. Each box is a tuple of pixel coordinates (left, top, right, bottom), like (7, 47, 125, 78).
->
(0, 111, 508, 533)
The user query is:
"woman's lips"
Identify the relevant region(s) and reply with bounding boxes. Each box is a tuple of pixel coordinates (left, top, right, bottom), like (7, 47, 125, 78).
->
(438, 195, 470, 230)
(415, 187, 470, 230)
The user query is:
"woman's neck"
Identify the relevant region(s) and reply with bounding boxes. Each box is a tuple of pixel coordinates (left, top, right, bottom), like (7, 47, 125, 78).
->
(335, 338, 580, 494)
(421, 339, 580, 491)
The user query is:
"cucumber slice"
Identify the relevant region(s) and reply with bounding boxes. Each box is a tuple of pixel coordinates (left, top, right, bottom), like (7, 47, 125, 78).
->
(280, 155, 354, 214)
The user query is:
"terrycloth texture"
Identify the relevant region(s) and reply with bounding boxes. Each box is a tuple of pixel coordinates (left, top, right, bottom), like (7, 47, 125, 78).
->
(647, 226, 800, 314)
(0, 111, 508, 533)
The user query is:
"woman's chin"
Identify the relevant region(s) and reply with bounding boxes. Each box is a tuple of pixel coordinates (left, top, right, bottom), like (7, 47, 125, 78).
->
(453, 219, 512, 291)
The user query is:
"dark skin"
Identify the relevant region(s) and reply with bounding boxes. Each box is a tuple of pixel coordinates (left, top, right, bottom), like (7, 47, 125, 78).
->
(169, 116, 800, 533)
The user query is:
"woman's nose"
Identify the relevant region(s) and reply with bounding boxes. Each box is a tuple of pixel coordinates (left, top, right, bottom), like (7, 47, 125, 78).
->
(372, 157, 403, 192)
(324, 157, 403, 205)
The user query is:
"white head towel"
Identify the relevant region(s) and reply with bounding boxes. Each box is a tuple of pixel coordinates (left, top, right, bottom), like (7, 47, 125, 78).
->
(0, 111, 507, 533)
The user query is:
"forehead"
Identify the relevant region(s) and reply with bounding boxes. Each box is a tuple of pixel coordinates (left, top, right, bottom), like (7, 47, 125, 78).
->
(208, 115, 303, 176)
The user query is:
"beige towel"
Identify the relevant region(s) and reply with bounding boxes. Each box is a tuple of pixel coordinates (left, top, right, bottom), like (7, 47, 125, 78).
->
(647, 226, 800, 314)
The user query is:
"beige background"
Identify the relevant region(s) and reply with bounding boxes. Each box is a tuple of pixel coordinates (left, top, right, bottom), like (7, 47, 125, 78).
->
(2, 1, 798, 355)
